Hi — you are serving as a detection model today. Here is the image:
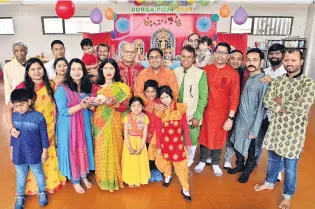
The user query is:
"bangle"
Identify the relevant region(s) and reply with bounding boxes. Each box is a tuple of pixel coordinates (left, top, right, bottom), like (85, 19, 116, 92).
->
(9, 126, 15, 133)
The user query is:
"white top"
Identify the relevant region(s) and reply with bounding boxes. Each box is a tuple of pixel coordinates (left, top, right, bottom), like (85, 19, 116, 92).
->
(3, 59, 26, 104)
(44, 59, 56, 79)
(264, 65, 287, 121)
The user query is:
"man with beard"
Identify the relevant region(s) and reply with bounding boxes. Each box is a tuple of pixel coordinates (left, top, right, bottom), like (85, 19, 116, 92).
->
(227, 48, 268, 183)
(254, 49, 315, 209)
(256, 43, 287, 181)
(224, 49, 250, 169)
(195, 42, 240, 176)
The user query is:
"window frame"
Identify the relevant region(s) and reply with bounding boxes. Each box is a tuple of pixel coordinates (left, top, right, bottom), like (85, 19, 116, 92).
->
(0, 17, 15, 35)
(230, 16, 294, 36)
(41, 16, 101, 35)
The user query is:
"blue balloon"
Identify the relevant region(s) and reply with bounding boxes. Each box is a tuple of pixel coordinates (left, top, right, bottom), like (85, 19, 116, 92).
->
(111, 30, 118, 39)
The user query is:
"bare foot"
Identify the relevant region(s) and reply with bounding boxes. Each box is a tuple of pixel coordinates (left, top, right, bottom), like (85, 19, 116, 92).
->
(83, 178, 92, 189)
(128, 185, 135, 188)
(73, 184, 85, 193)
(254, 183, 274, 191)
(135, 184, 140, 188)
(279, 199, 290, 209)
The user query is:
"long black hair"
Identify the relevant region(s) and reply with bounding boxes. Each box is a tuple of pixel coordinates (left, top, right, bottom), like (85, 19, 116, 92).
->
(64, 58, 92, 94)
(24, 58, 54, 102)
(97, 58, 122, 85)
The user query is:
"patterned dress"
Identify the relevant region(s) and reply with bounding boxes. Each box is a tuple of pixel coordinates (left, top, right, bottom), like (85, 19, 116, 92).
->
(92, 82, 131, 192)
(263, 74, 315, 159)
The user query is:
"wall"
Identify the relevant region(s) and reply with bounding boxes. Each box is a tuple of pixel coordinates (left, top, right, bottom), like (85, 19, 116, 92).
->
(0, 3, 309, 68)
(304, 4, 315, 80)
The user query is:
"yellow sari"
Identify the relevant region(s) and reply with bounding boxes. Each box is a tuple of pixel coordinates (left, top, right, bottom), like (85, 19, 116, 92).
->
(24, 82, 66, 195)
(93, 82, 131, 192)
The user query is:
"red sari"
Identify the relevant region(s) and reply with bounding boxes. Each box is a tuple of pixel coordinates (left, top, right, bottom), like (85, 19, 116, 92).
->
(199, 64, 240, 149)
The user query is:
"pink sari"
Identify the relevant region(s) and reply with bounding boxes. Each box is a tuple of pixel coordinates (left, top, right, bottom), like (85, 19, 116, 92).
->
(62, 84, 89, 181)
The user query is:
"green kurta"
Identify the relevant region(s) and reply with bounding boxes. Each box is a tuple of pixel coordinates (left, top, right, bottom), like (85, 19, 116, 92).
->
(178, 71, 208, 145)
(263, 74, 315, 159)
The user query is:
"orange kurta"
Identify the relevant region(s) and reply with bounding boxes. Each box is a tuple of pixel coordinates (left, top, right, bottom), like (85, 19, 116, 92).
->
(199, 64, 240, 149)
(134, 67, 179, 112)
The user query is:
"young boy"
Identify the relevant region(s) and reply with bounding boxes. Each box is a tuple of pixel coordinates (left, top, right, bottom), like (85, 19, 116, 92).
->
(196, 36, 213, 68)
(143, 80, 163, 182)
(80, 38, 98, 70)
(10, 89, 49, 209)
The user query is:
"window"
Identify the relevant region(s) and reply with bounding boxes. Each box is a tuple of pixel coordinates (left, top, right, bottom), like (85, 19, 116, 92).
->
(252, 17, 293, 35)
(42, 17, 63, 34)
(230, 17, 253, 34)
(230, 16, 293, 36)
(64, 17, 100, 34)
(0, 17, 14, 35)
(41, 16, 100, 35)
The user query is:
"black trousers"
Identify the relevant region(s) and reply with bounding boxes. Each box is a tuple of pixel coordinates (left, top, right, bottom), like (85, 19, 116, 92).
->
(234, 139, 256, 175)
(200, 144, 222, 165)
(146, 143, 157, 170)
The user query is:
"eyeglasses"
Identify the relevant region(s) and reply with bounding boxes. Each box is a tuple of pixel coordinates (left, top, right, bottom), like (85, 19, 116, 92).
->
(149, 56, 162, 60)
(123, 50, 136, 55)
(215, 51, 229, 55)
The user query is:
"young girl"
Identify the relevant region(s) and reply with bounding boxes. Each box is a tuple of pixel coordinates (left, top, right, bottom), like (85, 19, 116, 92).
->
(143, 80, 163, 182)
(121, 97, 151, 187)
(90, 58, 131, 192)
(154, 85, 192, 202)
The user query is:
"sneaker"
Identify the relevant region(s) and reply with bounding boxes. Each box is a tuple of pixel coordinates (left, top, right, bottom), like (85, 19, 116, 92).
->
(194, 162, 206, 173)
(212, 165, 223, 176)
(149, 170, 157, 182)
(38, 192, 48, 207)
(154, 169, 163, 182)
(206, 158, 212, 164)
(15, 195, 25, 209)
(223, 161, 232, 169)
(187, 159, 194, 167)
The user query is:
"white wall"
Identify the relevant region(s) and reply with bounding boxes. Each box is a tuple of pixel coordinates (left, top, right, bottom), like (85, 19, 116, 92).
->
(0, 3, 309, 68)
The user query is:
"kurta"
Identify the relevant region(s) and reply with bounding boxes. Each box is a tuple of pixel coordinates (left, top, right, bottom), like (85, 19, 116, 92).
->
(55, 85, 95, 181)
(134, 67, 179, 112)
(199, 64, 240, 149)
(118, 60, 144, 88)
(230, 73, 269, 156)
(263, 74, 315, 159)
(174, 66, 208, 145)
(155, 102, 192, 162)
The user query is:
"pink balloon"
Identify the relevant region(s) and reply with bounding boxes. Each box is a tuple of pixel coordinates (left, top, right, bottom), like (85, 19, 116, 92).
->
(233, 7, 248, 25)
(90, 8, 103, 24)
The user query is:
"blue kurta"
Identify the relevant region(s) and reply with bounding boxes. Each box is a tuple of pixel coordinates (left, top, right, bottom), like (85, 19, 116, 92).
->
(230, 73, 269, 157)
(55, 86, 95, 180)
(11, 110, 49, 165)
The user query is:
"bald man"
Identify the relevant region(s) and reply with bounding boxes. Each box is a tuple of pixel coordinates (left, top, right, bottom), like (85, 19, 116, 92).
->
(118, 43, 145, 88)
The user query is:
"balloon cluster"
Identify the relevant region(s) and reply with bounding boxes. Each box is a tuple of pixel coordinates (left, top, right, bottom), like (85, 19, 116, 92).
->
(131, 0, 215, 9)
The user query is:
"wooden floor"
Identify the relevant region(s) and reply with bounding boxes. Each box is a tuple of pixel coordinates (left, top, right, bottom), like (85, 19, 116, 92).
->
(0, 81, 314, 209)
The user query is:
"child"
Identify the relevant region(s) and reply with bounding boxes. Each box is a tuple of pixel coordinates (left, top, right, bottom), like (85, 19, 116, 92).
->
(80, 38, 98, 70)
(196, 36, 213, 68)
(10, 89, 49, 209)
(155, 85, 192, 202)
(121, 97, 151, 187)
(143, 80, 163, 182)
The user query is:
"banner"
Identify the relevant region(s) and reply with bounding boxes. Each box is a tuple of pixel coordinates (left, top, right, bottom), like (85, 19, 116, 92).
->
(216, 33, 248, 56)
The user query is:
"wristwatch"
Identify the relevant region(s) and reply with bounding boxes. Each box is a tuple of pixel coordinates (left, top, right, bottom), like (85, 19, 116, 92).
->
(228, 116, 234, 121)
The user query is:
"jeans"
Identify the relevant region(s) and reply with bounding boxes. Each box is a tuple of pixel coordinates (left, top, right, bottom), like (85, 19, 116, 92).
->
(15, 163, 46, 196)
(265, 150, 299, 199)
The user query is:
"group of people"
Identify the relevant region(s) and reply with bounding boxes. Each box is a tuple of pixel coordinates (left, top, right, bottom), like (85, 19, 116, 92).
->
(3, 32, 315, 209)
